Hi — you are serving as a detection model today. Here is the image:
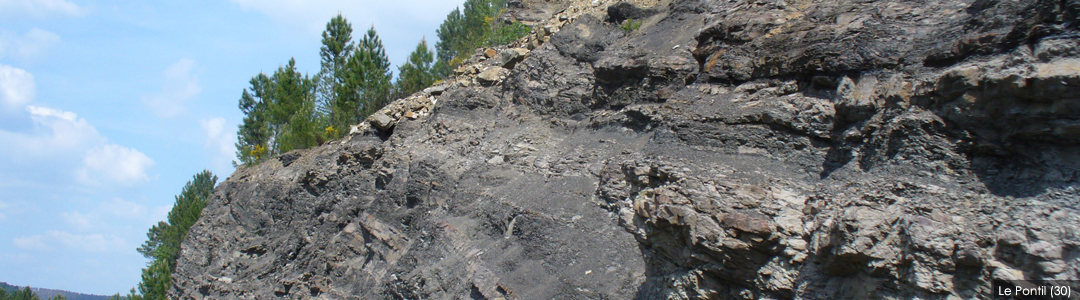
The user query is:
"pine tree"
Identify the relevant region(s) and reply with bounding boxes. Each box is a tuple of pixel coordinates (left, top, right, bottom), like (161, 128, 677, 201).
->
(232, 4, 528, 157)
(319, 14, 354, 76)
(126, 288, 143, 300)
(433, 0, 522, 78)
(136, 171, 217, 300)
(316, 14, 355, 135)
(434, 7, 465, 77)
(396, 38, 436, 97)
(462, 0, 504, 42)
(137, 260, 170, 300)
(234, 59, 320, 164)
(10, 287, 38, 300)
(354, 26, 393, 118)
(235, 75, 272, 165)
(330, 25, 392, 135)
(331, 46, 363, 137)
(268, 58, 320, 153)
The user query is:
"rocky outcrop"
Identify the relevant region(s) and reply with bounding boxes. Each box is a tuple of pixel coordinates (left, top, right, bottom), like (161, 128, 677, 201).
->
(172, 0, 1080, 299)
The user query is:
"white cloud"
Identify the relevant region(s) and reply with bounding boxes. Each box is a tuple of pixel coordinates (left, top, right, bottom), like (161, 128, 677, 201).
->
(13, 235, 48, 251)
(15, 231, 126, 253)
(15, 230, 128, 253)
(0, 253, 33, 264)
(27, 105, 75, 120)
(60, 198, 167, 239)
(0, 28, 61, 62)
(0, 200, 32, 223)
(62, 200, 148, 231)
(49, 231, 126, 253)
(144, 58, 200, 117)
(201, 117, 236, 174)
(0, 64, 35, 112)
(0, 0, 87, 18)
(3, 105, 106, 159)
(200, 117, 229, 151)
(60, 211, 92, 231)
(0, 68, 155, 189)
(100, 197, 149, 220)
(75, 144, 155, 186)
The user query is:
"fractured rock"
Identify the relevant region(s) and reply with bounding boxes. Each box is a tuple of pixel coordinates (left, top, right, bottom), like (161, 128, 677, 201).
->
(370, 112, 395, 129)
(477, 68, 508, 86)
(172, 0, 1080, 299)
(498, 48, 530, 69)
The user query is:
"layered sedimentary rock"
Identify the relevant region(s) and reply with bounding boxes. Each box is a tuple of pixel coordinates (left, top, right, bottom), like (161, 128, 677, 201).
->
(172, 0, 1080, 298)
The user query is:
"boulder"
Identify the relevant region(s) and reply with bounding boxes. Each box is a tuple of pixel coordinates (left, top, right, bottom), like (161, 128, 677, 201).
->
(369, 112, 395, 129)
(476, 68, 507, 86)
(498, 48, 529, 69)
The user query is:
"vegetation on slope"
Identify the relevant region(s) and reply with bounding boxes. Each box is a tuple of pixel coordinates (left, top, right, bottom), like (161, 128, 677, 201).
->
(434, 0, 530, 77)
(235, 0, 530, 166)
(103, 1, 531, 298)
(0, 286, 67, 300)
(119, 171, 217, 300)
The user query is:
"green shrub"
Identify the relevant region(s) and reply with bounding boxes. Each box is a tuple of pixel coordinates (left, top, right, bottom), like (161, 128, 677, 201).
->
(486, 21, 531, 46)
(435, 0, 531, 77)
(621, 19, 642, 32)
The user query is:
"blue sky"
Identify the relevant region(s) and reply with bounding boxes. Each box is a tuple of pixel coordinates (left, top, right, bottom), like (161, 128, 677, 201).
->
(0, 0, 464, 295)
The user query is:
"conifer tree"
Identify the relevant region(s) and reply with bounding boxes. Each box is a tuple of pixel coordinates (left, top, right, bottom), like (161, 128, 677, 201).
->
(136, 171, 217, 300)
(462, 0, 504, 42)
(268, 59, 320, 153)
(354, 26, 393, 118)
(434, 7, 465, 77)
(10, 287, 38, 300)
(319, 14, 354, 76)
(434, 0, 523, 78)
(235, 59, 319, 164)
(330, 25, 392, 135)
(316, 14, 355, 133)
(234, 3, 529, 163)
(235, 87, 270, 165)
(396, 38, 436, 97)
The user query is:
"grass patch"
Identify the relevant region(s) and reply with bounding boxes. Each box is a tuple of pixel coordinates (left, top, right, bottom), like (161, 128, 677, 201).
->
(486, 21, 532, 46)
(621, 19, 642, 32)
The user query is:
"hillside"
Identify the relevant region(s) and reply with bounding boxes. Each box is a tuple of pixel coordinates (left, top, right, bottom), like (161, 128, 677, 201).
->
(171, 0, 1080, 298)
(0, 282, 108, 300)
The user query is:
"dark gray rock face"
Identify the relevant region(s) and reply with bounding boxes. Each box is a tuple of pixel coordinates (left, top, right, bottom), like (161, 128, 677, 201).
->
(172, 0, 1080, 299)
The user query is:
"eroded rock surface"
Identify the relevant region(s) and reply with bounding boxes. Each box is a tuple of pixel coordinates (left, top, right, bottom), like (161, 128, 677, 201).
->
(172, 0, 1080, 299)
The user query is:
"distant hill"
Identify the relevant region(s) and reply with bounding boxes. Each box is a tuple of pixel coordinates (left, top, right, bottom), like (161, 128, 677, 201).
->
(0, 281, 109, 300)
(0, 281, 16, 293)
